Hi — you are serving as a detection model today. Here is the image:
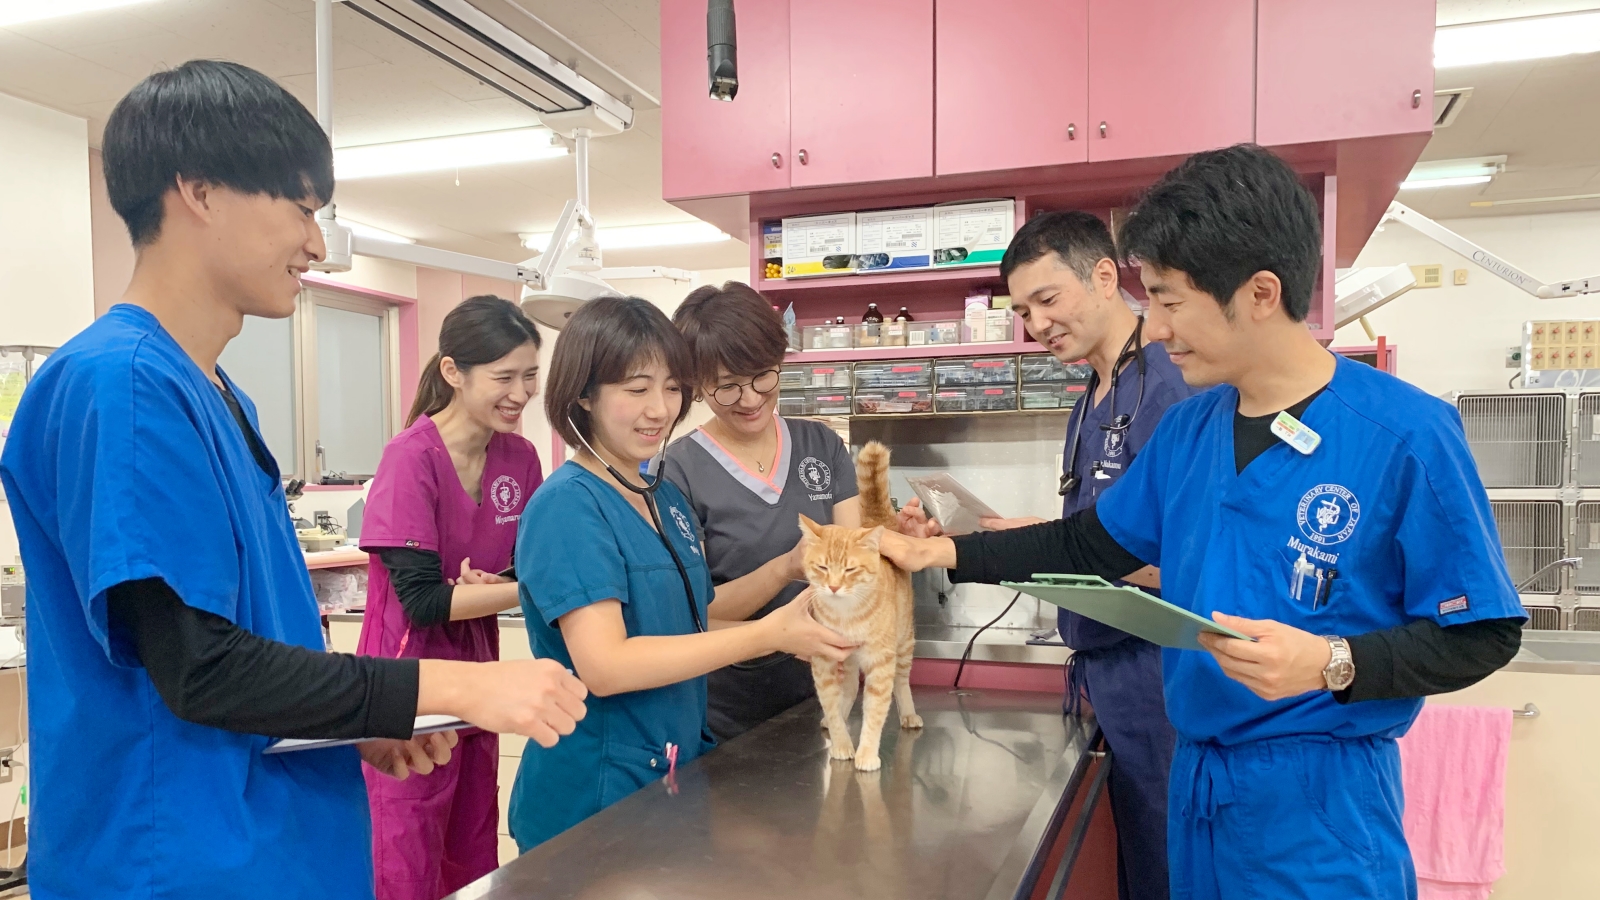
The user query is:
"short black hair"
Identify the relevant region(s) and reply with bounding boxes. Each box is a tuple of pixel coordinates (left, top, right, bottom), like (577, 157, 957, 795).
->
(545, 296, 696, 448)
(1000, 210, 1118, 285)
(1118, 144, 1321, 321)
(672, 281, 788, 388)
(102, 59, 335, 247)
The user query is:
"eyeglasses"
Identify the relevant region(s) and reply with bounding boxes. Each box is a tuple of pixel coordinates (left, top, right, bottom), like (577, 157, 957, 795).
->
(711, 369, 780, 407)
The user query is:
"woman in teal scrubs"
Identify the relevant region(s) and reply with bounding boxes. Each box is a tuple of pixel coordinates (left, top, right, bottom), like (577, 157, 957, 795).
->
(508, 296, 856, 850)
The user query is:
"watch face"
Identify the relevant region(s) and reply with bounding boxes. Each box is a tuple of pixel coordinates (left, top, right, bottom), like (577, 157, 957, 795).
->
(1327, 660, 1356, 691)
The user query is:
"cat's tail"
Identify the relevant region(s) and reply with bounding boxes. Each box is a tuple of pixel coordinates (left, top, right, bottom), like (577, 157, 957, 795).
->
(856, 440, 896, 530)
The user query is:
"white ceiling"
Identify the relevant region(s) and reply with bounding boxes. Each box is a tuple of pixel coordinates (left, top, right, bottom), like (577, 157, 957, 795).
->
(0, 0, 1596, 271)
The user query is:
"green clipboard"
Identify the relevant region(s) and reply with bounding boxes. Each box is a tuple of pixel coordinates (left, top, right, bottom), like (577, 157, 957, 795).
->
(1002, 574, 1255, 650)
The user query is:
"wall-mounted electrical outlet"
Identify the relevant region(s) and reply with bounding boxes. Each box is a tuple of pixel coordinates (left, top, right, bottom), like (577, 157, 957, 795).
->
(0, 748, 15, 784)
(1506, 346, 1524, 369)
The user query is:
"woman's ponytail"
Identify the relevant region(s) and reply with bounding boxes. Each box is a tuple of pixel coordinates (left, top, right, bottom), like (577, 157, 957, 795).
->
(406, 352, 453, 426)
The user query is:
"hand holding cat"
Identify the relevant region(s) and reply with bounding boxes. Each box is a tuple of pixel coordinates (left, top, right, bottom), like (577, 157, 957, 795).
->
(876, 530, 958, 573)
(762, 590, 858, 663)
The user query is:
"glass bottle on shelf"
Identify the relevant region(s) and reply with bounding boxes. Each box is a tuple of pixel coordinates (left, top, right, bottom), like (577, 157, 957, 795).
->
(835, 316, 847, 325)
(862, 303, 884, 323)
(895, 307, 914, 322)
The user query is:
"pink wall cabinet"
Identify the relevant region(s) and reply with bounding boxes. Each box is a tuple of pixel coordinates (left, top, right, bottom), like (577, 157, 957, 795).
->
(1256, 0, 1436, 147)
(660, 0, 792, 199)
(1086, 0, 1256, 162)
(789, 0, 934, 187)
(935, 0, 1090, 176)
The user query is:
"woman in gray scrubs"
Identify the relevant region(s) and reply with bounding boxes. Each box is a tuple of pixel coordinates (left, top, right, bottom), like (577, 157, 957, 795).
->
(665, 282, 862, 740)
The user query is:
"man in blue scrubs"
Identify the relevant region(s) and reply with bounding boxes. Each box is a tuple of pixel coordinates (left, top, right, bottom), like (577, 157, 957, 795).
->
(943, 211, 1194, 900)
(882, 145, 1524, 899)
(0, 61, 586, 899)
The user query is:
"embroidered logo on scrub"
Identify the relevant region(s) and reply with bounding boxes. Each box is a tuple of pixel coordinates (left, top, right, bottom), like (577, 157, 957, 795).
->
(797, 457, 832, 493)
(490, 475, 522, 514)
(669, 506, 701, 556)
(1296, 483, 1361, 546)
(1438, 596, 1470, 615)
(1104, 427, 1126, 459)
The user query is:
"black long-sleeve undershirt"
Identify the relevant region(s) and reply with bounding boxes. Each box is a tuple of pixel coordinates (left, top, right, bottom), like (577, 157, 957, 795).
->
(949, 504, 1521, 702)
(107, 578, 419, 740)
(376, 548, 456, 628)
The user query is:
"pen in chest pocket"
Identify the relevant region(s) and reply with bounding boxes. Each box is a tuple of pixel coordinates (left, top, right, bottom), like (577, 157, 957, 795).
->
(1314, 569, 1338, 610)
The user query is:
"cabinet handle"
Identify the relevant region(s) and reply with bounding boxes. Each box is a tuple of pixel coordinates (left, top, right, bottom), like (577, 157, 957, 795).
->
(771, 152, 782, 168)
(1412, 89, 1423, 109)
(1067, 123, 1076, 140)
(798, 148, 809, 165)
(1099, 121, 1108, 138)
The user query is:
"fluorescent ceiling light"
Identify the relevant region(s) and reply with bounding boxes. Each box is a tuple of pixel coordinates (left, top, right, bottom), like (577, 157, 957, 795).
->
(1399, 155, 1504, 190)
(1399, 175, 1493, 190)
(0, 0, 154, 26)
(335, 128, 567, 180)
(1435, 10, 1600, 68)
(342, 219, 415, 244)
(520, 222, 730, 251)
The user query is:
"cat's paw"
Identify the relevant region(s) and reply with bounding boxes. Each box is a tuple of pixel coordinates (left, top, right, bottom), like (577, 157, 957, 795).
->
(900, 713, 924, 729)
(827, 736, 856, 761)
(853, 750, 882, 772)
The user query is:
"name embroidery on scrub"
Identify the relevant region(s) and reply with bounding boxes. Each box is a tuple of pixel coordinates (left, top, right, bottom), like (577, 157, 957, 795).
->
(669, 506, 702, 556)
(491, 475, 522, 526)
(1287, 484, 1361, 604)
(798, 456, 834, 502)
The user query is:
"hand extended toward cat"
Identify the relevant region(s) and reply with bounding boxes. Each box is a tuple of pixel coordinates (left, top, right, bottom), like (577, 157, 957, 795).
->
(894, 498, 945, 538)
(764, 589, 858, 663)
(876, 530, 957, 573)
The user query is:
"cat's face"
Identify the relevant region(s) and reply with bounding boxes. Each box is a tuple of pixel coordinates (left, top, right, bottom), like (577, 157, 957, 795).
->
(799, 515, 884, 600)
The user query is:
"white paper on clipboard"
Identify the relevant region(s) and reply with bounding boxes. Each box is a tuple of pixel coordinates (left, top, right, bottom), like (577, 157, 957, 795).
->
(264, 715, 468, 755)
(904, 472, 1003, 536)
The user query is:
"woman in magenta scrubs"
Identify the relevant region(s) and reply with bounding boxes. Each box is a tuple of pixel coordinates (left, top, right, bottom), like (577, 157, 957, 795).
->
(356, 296, 545, 900)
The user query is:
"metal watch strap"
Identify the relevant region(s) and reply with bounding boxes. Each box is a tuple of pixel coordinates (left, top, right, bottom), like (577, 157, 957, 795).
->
(1322, 635, 1355, 692)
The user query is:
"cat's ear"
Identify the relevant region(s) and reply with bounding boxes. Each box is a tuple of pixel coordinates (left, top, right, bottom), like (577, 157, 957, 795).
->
(862, 525, 886, 551)
(798, 514, 823, 541)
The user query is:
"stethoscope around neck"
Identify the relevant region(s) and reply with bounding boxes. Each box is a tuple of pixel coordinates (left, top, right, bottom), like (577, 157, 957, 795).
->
(1059, 318, 1149, 497)
(567, 414, 706, 634)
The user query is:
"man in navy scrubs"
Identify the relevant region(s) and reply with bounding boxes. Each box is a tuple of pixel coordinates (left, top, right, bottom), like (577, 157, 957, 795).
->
(882, 145, 1524, 899)
(0, 61, 586, 899)
(907, 211, 1192, 900)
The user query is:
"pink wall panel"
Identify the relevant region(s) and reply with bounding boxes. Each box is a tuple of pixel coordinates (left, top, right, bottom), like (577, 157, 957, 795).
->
(1086, 0, 1256, 163)
(1257, 0, 1436, 147)
(789, 0, 934, 187)
(660, 0, 791, 200)
(935, 0, 1089, 175)
(911, 657, 1067, 694)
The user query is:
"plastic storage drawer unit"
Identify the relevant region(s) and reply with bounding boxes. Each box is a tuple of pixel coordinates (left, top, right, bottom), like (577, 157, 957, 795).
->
(936, 356, 1018, 387)
(803, 391, 855, 416)
(854, 389, 933, 415)
(777, 393, 807, 416)
(802, 324, 854, 350)
(1020, 382, 1088, 409)
(783, 363, 853, 390)
(1020, 354, 1093, 384)
(905, 321, 961, 347)
(854, 360, 934, 390)
(936, 385, 1018, 412)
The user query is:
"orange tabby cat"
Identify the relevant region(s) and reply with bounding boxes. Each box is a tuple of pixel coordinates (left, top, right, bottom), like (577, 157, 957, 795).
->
(799, 440, 921, 772)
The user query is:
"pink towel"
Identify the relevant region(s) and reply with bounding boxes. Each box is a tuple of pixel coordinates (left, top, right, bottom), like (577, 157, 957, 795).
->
(1398, 705, 1513, 900)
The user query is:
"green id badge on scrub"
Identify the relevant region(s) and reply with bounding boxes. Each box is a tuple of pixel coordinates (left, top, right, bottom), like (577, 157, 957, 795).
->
(1002, 574, 1255, 650)
(1270, 411, 1321, 455)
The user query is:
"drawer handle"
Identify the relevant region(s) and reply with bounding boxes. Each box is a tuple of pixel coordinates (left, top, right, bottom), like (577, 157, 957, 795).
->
(1099, 121, 1108, 138)
(1067, 123, 1076, 140)
(771, 152, 782, 168)
(798, 148, 809, 165)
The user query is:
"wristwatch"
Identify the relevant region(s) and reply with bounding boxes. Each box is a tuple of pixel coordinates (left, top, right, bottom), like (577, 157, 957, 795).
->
(1322, 636, 1355, 692)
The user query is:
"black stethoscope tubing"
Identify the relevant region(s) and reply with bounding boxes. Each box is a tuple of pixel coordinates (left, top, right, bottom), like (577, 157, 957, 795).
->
(1059, 318, 1149, 497)
(569, 417, 707, 634)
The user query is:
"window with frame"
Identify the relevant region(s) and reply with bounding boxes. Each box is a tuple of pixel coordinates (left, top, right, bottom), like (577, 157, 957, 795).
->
(218, 287, 400, 482)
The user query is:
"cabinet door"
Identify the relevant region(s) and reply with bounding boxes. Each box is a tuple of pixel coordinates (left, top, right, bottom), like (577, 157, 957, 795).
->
(1086, 0, 1256, 162)
(660, 0, 791, 199)
(936, 0, 1088, 175)
(789, 0, 934, 187)
(1256, 0, 1435, 146)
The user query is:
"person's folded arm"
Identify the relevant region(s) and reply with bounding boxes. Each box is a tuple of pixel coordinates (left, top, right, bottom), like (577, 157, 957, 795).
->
(107, 577, 418, 740)
(1338, 617, 1522, 703)
(949, 507, 1149, 585)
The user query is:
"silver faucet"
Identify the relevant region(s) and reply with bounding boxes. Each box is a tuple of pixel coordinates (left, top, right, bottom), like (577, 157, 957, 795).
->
(1515, 556, 1582, 593)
